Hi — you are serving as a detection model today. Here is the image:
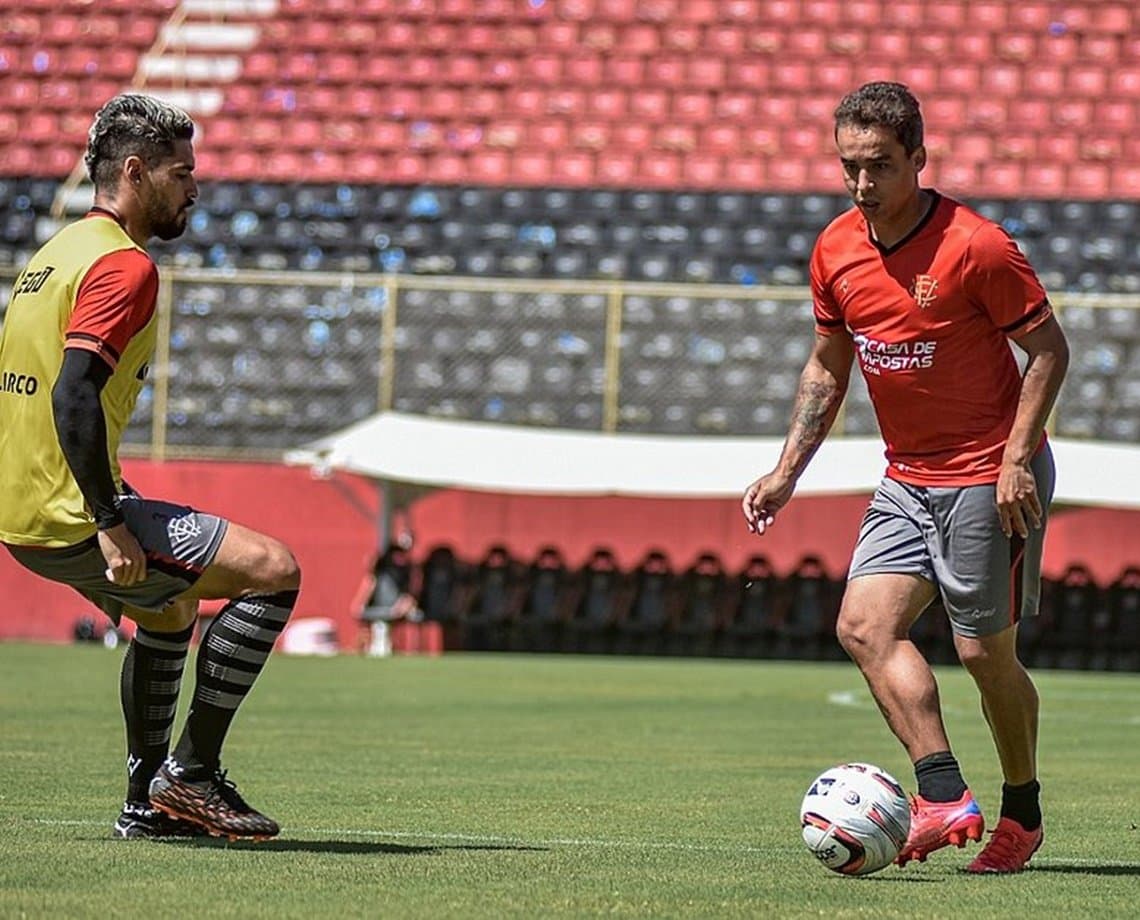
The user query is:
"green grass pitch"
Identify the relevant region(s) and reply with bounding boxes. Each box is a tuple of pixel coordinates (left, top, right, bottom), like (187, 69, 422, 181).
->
(1, 643, 1138, 918)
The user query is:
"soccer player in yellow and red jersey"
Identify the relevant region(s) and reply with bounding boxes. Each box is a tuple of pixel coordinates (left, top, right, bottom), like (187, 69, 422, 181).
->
(0, 95, 300, 840)
(742, 82, 1069, 873)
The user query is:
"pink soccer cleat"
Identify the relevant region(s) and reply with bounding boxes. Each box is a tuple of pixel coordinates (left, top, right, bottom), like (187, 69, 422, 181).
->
(895, 791, 985, 866)
(965, 817, 1043, 874)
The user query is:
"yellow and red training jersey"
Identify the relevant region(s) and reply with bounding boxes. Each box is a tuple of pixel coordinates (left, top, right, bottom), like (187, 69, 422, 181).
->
(811, 192, 1052, 487)
(0, 210, 158, 546)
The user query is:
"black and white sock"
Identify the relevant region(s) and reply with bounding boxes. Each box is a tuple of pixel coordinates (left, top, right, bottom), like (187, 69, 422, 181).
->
(120, 624, 192, 803)
(172, 590, 297, 777)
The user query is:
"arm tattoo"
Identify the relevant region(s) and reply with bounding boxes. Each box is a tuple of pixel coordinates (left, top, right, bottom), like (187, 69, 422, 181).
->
(787, 379, 841, 472)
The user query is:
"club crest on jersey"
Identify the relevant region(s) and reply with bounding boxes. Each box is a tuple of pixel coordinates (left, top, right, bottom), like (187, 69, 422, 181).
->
(909, 274, 939, 309)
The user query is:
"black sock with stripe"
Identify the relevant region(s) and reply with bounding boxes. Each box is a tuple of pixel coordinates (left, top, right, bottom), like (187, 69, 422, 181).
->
(172, 590, 297, 778)
(120, 624, 193, 803)
(914, 750, 968, 803)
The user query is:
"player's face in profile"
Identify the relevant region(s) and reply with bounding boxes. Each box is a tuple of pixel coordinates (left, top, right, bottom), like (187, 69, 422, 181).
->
(836, 123, 924, 232)
(142, 139, 198, 241)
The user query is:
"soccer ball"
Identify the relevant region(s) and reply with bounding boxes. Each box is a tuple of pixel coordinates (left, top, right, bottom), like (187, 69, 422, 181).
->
(800, 762, 911, 876)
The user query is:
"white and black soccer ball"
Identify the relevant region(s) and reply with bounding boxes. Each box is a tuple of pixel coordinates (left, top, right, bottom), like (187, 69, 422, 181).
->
(800, 762, 911, 876)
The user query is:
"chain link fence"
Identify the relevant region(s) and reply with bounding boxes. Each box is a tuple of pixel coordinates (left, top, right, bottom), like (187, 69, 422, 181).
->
(1, 266, 1137, 458)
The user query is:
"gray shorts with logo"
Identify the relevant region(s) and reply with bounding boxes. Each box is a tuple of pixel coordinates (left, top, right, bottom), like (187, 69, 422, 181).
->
(6, 493, 228, 625)
(847, 444, 1055, 638)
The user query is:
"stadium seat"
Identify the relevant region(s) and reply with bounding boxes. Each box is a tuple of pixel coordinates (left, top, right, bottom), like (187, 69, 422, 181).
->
(563, 548, 628, 654)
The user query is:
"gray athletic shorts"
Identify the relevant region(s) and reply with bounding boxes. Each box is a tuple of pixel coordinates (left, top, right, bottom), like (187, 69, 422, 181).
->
(847, 444, 1055, 638)
(5, 493, 228, 625)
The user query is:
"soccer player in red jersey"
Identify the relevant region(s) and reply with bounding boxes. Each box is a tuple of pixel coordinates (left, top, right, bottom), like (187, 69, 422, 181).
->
(741, 83, 1070, 873)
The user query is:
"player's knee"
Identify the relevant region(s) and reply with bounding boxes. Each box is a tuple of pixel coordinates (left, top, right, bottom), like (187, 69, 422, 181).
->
(261, 539, 301, 592)
(835, 608, 870, 658)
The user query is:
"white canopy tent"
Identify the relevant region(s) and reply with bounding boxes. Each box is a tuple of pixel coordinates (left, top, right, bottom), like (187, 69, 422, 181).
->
(287, 411, 1140, 510)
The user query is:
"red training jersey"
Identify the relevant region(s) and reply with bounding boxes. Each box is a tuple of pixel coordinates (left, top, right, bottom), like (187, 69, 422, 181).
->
(811, 192, 1052, 486)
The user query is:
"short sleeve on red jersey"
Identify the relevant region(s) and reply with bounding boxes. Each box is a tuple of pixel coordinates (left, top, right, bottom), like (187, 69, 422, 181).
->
(963, 222, 1051, 337)
(65, 248, 158, 368)
(810, 241, 845, 334)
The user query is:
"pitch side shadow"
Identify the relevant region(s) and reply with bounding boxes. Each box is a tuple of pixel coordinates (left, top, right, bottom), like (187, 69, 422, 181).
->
(161, 837, 547, 855)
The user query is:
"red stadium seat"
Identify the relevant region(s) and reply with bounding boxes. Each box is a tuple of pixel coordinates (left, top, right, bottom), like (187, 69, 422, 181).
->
(526, 53, 562, 85)
(588, 89, 628, 120)
(1067, 65, 1109, 98)
(672, 92, 712, 124)
(612, 122, 652, 152)
(629, 89, 668, 121)
(427, 153, 466, 184)
(771, 62, 812, 93)
(529, 120, 569, 150)
(655, 124, 697, 152)
(700, 124, 741, 155)
(390, 153, 427, 183)
(1052, 100, 1094, 129)
(571, 121, 610, 151)
(953, 33, 993, 63)
(579, 22, 617, 52)
(994, 133, 1037, 160)
(723, 157, 766, 189)
(637, 152, 681, 188)
(766, 159, 809, 191)
(994, 32, 1037, 62)
(742, 126, 779, 155)
(564, 54, 603, 87)
(550, 151, 594, 185)
(979, 162, 1023, 195)
(1079, 135, 1122, 162)
(467, 149, 510, 183)
(596, 152, 637, 185)
(1090, 4, 1132, 33)
(597, 0, 637, 22)
(547, 89, 588, 117)
(715, 92, 755, 121)
(1094, 100, 1136, 132)
(660, 24, 700, 53)
(343, 151, 389, 184)
(704, 25, 744, 56)
(1066, 162, 1111, 198)
(965, 99, 1007, 130)
(511, 150, 552, 185)
(604, 56, 643, 86)
(1007, 99, 1051, 129)
(1007, 2, 1052, 30)
(1110, 164, 1140, 196)
(1038, 134, 1079, 163)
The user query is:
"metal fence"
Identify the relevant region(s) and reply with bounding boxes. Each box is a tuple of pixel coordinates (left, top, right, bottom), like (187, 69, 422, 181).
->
(2, 266, 1138, 459)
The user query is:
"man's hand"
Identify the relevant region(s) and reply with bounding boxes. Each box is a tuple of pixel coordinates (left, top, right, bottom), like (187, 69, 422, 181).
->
(996, 459, 1042, 539)
(742, 471, 797, 535)
(98, 523, 148, 585)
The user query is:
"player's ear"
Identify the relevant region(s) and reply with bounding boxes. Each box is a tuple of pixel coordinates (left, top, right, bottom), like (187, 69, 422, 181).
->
(123, 155, 146, 187)
(911, 145, 927, 173)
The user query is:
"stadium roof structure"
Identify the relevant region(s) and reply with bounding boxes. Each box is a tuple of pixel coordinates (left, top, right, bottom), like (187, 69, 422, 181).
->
(287, 412, 1140, 510)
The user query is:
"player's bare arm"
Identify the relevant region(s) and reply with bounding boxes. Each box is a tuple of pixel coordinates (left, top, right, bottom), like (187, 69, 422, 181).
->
(998, 315, 1070, 538)
(742, 331, 855, 534)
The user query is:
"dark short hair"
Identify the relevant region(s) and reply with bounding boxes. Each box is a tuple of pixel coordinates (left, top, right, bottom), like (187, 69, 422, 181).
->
(834, 82, 924, 154)
(85, 94, 195, 191)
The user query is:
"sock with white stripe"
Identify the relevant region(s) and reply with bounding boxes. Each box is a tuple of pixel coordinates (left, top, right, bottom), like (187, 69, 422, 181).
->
(121, 624, 192, 803)
(172, 590, 297, 778)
